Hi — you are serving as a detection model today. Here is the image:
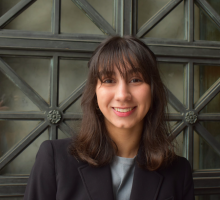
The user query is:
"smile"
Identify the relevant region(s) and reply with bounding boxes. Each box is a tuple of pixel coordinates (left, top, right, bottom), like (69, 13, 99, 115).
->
(113, 107, 135, 113)
(112, 107, 137, 117)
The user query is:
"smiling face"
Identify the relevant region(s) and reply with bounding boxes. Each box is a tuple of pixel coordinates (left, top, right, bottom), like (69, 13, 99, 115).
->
(95, 66, 151, 133)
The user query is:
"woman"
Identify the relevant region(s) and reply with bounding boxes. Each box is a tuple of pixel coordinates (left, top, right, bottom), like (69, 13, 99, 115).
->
(24, 36, 195, 200)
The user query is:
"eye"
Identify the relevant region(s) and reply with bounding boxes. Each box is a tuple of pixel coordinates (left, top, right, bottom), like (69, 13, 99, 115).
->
(130, 78, 142, 83)
(102, 79, 114, 83)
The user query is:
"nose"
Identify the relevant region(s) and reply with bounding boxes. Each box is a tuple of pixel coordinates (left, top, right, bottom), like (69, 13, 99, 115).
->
(114, 80, 131, 102)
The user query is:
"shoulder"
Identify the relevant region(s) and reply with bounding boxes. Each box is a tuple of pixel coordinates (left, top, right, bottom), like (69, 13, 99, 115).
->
(161, 156, 191, 171)
(39, 138, 84, 169)
(38, 138, 72, 156)
(172, 156, 191, 168)
(157, 156, 192, 179)
(40, 138, 72, 149)
(173, 156, 192, 172)
(37, 138, 77, 164)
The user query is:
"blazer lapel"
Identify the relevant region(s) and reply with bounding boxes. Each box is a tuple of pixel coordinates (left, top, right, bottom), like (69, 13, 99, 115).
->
(78, 163, 114, 200)
(130, 162, 163, 200)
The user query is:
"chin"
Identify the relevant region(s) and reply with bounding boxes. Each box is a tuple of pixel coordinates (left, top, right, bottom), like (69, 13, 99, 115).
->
(115, 123, 134, 129)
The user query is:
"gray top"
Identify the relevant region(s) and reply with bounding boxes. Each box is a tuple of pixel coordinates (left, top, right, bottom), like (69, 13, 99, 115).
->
(110, 156, 136, 200)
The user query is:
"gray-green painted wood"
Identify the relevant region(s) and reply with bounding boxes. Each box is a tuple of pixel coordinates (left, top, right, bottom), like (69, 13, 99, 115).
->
(136, 0, 182, 38)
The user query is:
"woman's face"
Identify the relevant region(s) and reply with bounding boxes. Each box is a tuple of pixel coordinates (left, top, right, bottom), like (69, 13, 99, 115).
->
(95, 65, 151, 132)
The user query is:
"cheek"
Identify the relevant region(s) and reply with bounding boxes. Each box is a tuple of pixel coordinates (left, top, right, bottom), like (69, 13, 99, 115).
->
(137, 86, 151, 109)
(96, 88, 112, 109)
(144, 88, 151, 102)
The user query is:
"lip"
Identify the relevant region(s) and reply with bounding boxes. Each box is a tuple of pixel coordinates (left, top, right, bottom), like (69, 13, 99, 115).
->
(112, 107, 137, 117)
(113, 107, 134, 109)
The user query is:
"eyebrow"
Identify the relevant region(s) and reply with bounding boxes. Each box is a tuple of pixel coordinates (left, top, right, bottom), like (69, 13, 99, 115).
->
(98, 71, 115, 78)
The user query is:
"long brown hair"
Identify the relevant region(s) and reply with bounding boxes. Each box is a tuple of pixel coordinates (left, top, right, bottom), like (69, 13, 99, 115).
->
(69, 36, 176, 171)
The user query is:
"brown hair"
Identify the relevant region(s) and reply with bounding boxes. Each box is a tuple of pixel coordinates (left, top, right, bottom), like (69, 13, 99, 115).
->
(69, 35, 176, 171)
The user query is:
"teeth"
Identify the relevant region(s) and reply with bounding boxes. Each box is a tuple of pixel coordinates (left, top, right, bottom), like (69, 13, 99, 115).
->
(114, 107, 133, 112)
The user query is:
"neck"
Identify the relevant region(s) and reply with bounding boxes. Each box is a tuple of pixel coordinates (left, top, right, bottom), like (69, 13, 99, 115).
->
(105, 120, 143, 158)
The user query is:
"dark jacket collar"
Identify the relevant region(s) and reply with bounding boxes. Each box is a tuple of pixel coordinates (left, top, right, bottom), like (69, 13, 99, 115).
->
(77, 159, 163, 200)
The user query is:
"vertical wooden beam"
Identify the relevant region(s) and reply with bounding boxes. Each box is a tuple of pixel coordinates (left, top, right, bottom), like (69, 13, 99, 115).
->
(114, 0, 123, 36)
(50, 55, 59, 108)
(185, 61, 194, 110)
(49, 125, 57, 140)
(132, 0, 137, 36)
(185, 0, 194, 42)
(184, 61, 194, 169)
(52, 0, 60, 34)
(123, 0, 132, 35)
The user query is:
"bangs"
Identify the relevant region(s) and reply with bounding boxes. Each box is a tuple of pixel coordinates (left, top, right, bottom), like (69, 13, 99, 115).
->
(91, 38, 151, 83)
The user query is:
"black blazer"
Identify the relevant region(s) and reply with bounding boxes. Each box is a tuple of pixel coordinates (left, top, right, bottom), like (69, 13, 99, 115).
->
(24, 138, 195, 200)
